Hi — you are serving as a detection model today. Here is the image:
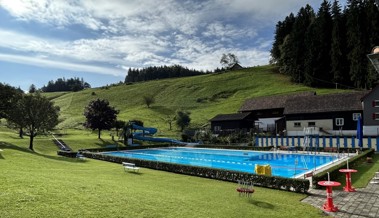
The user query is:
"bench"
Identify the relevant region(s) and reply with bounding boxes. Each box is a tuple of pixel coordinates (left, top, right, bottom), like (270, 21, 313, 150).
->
(122, 162, 140, 172)
(76, 152, 85, 160)
(279, 146, 288, 151)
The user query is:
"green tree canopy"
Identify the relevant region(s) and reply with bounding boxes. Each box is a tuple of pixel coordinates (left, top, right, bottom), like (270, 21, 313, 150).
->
(113, 120, 126, 136)
(7, 94, 60, 151)
(271, 0, 379, 88)
(83, 99, 119, 139)
(142, 95, 155, 108)
(220, 53, 239, 69)
(0, 83, 23, 119)
(175, 111, 191, 131)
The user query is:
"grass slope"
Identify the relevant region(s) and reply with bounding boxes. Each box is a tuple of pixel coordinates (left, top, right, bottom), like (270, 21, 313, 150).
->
(0, 130, 325, 218)
(50, 65, 343, 138)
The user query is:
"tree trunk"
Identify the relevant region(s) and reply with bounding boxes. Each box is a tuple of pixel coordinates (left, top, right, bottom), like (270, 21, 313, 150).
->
(29, 131, 34, 151)
(19, 128, 23, 138)
(98, 129, 101, 139)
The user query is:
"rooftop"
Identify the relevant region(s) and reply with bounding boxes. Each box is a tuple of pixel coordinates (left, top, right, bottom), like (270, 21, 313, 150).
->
(239, 92, 315, 112)
(284, 92, 367, 114)
(210, 112, 252, 121)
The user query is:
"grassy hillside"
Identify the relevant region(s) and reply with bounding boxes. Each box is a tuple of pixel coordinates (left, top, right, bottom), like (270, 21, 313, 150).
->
(50, 65, 344, 137)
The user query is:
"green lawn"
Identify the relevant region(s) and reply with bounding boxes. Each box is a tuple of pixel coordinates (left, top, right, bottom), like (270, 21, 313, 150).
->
(334, 153, 379, 190)
(47, 65, 345, 138)
(0, 127, 328, 218)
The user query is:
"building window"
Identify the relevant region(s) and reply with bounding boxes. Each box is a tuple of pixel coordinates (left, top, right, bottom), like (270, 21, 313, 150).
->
(352, 113, 361, 121)
(294, 122, 301, 127)
(373, 100, 379, 107)
(336, 118, 344, 126)
(373, 113, 379, 120)
(308, 122, 316, 127)
(214, 126, 221, 131)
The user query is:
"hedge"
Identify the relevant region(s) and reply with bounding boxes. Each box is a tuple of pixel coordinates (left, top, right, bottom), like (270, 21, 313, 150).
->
(80, 151, 309, 193)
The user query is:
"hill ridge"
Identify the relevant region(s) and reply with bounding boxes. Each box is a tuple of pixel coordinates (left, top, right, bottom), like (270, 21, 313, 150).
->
(49, 65, 344, 137)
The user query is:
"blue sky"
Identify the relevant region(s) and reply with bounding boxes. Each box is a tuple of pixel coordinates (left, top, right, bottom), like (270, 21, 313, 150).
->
(0, 0, 346, 91)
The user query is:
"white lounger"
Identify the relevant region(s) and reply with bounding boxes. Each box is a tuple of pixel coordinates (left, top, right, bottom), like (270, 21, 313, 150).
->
(122, 162, 140, 172)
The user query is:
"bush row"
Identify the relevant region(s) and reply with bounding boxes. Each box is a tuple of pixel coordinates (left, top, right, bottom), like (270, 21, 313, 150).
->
(312, 149, 375, 188)
(57, 150, 78, 158)
(81, 151, 309, 193)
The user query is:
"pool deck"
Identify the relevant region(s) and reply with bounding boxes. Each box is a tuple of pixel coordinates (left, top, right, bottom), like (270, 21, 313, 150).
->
(302, 176, 379, 218)
(290, 151, 379, 217)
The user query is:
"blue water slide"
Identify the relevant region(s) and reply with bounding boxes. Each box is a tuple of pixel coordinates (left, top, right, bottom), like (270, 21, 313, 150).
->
(131, 124, 186, 145)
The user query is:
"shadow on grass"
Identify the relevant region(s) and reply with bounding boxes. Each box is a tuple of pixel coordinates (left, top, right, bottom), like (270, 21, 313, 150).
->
(150, 105, 175, 115)
(247, 199, 274, 209)
(125, 171, 143, 175)
(0, 141, 82, 162)
(94, 138, 122, 147)
(0, 152, 4, 159)
(0, 141, 33, 153)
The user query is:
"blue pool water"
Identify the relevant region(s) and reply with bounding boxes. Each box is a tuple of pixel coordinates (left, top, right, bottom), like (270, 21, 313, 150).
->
(103, 147, 339, 178)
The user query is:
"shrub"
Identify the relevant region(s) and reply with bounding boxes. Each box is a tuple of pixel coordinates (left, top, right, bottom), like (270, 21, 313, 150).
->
(77, 145, 309, 193)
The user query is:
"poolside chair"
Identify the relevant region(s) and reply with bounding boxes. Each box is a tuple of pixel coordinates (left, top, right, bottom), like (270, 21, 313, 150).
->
(236, 180, 254, 197)
(76, 152, 85, 160)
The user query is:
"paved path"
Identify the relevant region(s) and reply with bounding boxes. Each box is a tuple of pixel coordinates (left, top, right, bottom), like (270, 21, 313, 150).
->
(302, 177, 379, 218)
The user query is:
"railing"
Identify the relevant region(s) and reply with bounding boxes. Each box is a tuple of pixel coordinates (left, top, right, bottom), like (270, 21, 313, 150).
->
(255, 135, 379, 151)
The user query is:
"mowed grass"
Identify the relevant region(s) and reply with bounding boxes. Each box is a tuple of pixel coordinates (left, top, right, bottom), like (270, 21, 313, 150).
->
(334, 153, 379, 190)
(0, 128, 327, 218)
(49, 65, 344, 138)
(0, 67, 363, 217)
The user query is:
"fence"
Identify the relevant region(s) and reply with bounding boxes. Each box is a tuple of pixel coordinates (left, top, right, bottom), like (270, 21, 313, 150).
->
(255, 135, 379, 151)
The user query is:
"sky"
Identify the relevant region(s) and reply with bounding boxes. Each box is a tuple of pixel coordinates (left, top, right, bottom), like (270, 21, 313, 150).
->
(0, 0, 347, 92)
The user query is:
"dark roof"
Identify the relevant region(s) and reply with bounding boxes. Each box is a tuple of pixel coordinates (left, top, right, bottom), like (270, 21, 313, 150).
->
(230, 63, 243, 70)
(284, 92, 367, 115)
(361, 85, 379, 101)
(239, 92, 315, 112)
(210, 112, 252, 122)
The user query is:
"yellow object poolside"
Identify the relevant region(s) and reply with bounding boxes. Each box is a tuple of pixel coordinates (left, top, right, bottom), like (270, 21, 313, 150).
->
(255, 164, 272, 176)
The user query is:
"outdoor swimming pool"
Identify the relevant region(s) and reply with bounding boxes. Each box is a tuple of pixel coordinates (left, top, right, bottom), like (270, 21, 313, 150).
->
(103, 147, 341, 178)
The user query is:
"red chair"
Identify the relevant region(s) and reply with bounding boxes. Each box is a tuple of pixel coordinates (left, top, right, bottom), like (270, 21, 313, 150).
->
(236, 180, 254, 197)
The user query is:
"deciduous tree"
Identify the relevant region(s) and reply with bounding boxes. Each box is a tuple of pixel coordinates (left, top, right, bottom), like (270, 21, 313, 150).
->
(220, 53, 239, 69)
(0, 83, 22, 119)
(143, 95, 155, 108)
(83, 99, 119, 139)
(175, 111, 191, 131)
(7, 94, 60, 151)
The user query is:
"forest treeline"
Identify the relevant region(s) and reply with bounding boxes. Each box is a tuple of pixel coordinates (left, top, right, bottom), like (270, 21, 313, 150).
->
(41, 77, 91, 92)
(270, 0, 379, 89)
(124, 65, 211, 83)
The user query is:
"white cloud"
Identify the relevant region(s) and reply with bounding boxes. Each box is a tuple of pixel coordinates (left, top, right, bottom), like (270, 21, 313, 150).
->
(208, 0, 323, 23)
(0, 0, 309, 74)
(0, 53, 125, 76)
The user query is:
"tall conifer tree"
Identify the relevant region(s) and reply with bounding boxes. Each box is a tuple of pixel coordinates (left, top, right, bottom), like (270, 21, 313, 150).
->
(281, 5, 315, 83)
(271, 13, 295, 64)
(346, 0, 369, 88)
(331, 0, 350, 87)
(304, 1, 332, 87)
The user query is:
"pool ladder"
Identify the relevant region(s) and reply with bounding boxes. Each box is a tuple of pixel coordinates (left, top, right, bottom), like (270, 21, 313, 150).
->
(301, 156, 308, 170)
